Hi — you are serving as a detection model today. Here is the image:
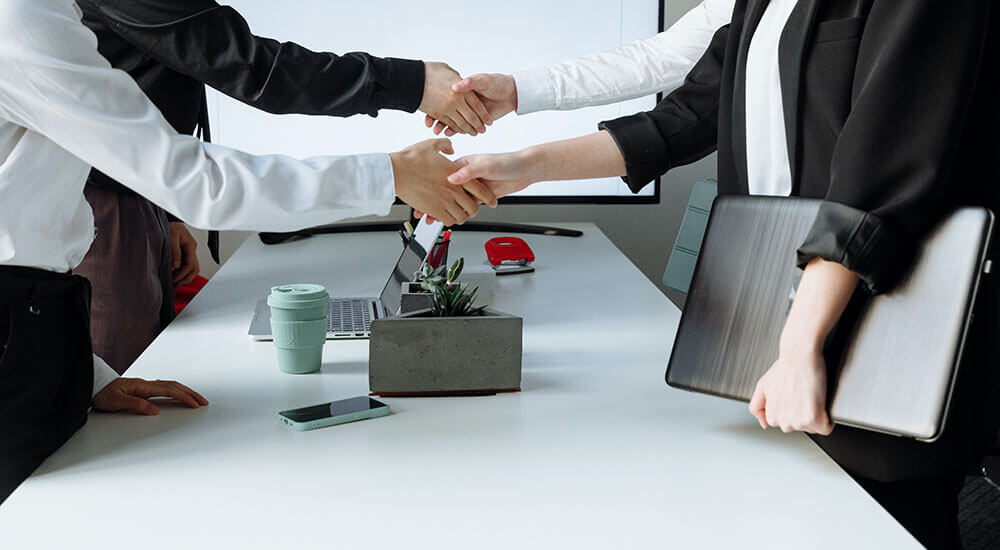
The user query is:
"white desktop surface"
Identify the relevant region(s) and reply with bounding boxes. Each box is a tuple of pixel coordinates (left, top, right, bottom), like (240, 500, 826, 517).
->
(0, 224, 916, 549)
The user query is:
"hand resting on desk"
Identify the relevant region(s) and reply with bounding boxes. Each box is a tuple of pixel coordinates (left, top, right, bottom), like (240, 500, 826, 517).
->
(93, 378, 209, 416)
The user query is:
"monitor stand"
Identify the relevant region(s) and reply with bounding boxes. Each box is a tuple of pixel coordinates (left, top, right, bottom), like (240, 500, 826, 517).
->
(259, 218, 581, 245)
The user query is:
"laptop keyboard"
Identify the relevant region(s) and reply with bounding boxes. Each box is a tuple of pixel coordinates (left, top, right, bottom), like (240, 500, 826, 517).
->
(328, 299, 372, 334)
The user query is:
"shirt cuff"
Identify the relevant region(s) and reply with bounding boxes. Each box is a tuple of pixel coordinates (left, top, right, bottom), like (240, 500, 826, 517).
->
(378, 59, 426, 114)
(597, 115, 669, 194)
(513, 68, 556, 115)
(92, 354, 119, 398)
(795, 201, 912, 294)
(354, 153, 396, 217)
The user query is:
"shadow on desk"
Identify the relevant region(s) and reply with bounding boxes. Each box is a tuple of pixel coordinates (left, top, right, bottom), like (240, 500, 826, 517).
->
(30, 402, 208, 478)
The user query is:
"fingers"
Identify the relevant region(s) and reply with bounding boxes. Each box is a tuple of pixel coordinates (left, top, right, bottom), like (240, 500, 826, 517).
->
(467, 93, 492, 126)
(748, 385, 768, 429)
(461, 178, 498, 208)
(141, 380, 208, 409)
(445, 109, 475, 135)
(455, 100, 486, 135)
(452, 74, 493, 94)
(430, 138, 454, 156)
(448, 162, 486, 186)
(123, 395, 160, 416)
(171, 233, 182, 270)
(164, 379, 209, 406)
(450, 187, 479, 218)
(425, 115, 435, 129)
(444, 127, 457, 138)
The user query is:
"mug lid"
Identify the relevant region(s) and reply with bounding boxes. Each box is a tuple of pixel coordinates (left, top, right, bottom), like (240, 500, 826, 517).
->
(267, 284, 329, 309)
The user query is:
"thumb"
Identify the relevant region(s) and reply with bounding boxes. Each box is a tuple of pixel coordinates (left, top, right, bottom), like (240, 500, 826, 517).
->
(431, 138, 454, 156)
(748, 385, 768, 429)
(452, 74, 493, 94)
(448, 161, 486, 185)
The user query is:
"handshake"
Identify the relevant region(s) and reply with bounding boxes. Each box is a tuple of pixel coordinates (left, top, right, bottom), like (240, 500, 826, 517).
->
(391, 63, 524, 226)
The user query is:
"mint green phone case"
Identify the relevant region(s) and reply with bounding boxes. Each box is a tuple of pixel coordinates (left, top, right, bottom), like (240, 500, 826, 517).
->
(278, 401, 390, 431)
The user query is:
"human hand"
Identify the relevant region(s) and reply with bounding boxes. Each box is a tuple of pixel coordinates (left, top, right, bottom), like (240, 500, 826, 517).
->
(419, 62, 491, 136)
(748, 349, 834, 435)
(426, 73, 517, 137)
(391, 139, 497, 226)
(446, 150, 534, 198)
(92, 377, 209, 416)
(169, 222, 200, 287)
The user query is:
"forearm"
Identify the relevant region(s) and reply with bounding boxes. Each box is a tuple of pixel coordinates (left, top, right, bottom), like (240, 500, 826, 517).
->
(779, 258, 860, 356)
(521, 131, 626, 183)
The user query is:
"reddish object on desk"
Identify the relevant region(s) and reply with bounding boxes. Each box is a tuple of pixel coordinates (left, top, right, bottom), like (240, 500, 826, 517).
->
(428, 230, 452, 268)
(485, 237, 535, 266)
(173, 275, 209, 315)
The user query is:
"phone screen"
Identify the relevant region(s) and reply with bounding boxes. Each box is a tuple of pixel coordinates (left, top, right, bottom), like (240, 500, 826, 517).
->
(280, 397, 387, 423)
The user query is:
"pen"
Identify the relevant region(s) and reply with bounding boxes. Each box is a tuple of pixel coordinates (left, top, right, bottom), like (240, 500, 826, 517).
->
(403, 221, 414, 238)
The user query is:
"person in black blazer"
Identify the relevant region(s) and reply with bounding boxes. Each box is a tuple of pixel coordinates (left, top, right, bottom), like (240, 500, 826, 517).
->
(447, 1, 1000, 546)
(75, 0, 493, 376)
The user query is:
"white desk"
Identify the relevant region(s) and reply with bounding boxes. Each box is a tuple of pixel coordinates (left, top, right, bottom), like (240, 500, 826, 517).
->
(0, 224, 916, 549)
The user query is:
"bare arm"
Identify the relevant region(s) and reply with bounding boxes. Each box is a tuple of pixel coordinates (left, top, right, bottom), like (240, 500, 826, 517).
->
(748, 257, 860, 434)
(446, 131, 625, 197)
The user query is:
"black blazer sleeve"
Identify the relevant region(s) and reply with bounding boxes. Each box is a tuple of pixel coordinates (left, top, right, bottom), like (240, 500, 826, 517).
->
(596, 24, 730, 193)
(91, 0, 425, 117)
(795, 0, 992, 293)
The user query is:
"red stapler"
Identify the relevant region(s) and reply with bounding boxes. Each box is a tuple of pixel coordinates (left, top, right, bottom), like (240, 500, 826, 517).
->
(485, 237, 535, 275)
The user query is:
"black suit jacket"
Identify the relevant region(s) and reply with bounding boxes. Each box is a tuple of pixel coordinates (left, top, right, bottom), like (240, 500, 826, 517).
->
(80, 0, 425, 195)
(602, 0, 1000, 481)
(602, 0, 1000, 295)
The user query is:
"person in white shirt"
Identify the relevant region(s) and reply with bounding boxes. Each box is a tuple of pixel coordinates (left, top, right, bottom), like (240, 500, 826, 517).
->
(0, 0, 495, 503)
(423, 0, 733, 135)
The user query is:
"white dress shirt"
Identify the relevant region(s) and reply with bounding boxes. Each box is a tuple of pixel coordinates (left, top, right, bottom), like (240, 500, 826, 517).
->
(744, 0, 797, 197)
(0, 0, 397, 394)
(513, 0, 733, 114)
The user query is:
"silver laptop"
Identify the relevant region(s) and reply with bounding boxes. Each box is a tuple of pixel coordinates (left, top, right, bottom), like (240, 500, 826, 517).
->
(666, 196, 994, 441)
(249, 218, 444, 341)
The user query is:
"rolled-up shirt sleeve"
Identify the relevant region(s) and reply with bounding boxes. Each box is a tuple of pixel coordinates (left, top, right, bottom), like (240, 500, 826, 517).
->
(514, 0, 732, 114)
(0, 0, 395, 233)
(794, 0, 990, 294)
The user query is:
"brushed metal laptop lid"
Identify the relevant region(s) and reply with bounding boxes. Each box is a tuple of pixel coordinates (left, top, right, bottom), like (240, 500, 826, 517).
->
(666, 196, 993, 441)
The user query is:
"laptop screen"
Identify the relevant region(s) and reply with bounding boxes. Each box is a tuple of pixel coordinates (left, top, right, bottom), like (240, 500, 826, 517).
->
(378, 218, 444, 315)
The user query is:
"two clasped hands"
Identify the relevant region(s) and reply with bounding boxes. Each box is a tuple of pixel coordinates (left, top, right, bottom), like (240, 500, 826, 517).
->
(392, 67, 554, 225)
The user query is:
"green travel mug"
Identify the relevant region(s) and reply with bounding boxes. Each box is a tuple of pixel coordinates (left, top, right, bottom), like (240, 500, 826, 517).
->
(267, 284, 330, 374)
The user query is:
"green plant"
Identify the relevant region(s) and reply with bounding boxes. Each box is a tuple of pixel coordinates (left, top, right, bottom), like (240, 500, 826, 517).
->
(413, 258, 486, 317)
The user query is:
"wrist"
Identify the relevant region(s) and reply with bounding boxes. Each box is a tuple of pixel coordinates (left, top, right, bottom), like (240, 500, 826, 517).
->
(506, 73, 518, 112)
(778, 325, 826, 357)
(518, 147, 544, 183)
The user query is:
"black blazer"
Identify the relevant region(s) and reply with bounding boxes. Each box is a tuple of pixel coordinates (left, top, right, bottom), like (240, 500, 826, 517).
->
(601, 0, 1000, 295)
(601, 0, 1000, 482)
(79, 0, 425, 195)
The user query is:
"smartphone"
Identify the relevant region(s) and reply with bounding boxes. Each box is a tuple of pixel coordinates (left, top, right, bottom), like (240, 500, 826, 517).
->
(278, 396, 389, 431)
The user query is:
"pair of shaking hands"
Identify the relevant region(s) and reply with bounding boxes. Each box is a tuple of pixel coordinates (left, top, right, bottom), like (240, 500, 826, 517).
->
(396, 64, 526, 226)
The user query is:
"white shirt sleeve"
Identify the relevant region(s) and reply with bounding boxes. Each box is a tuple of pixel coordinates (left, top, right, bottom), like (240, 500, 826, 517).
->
(513, 0, 733, 114)
(91, 355, 119, 398)
(0, 0, 394, 233)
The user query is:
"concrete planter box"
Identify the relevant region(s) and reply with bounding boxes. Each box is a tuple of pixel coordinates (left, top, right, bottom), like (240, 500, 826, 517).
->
(398, 282, 435, 315)
(369, 309, 522, 396)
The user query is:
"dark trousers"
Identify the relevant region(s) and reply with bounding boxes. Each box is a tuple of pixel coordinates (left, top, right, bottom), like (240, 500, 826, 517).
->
(0, 267, 94, 505)
(855, 470, 966, 549)
(812, 260, 1000, 549)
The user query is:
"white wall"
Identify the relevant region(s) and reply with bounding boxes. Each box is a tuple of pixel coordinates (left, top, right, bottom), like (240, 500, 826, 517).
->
(191, 0, 712, 308)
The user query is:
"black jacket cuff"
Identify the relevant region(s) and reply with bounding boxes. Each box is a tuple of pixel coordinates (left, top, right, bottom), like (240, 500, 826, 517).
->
(598, 115, 669, 195)
(796, 201, 911, 294)
(378, 58, 425, 114)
